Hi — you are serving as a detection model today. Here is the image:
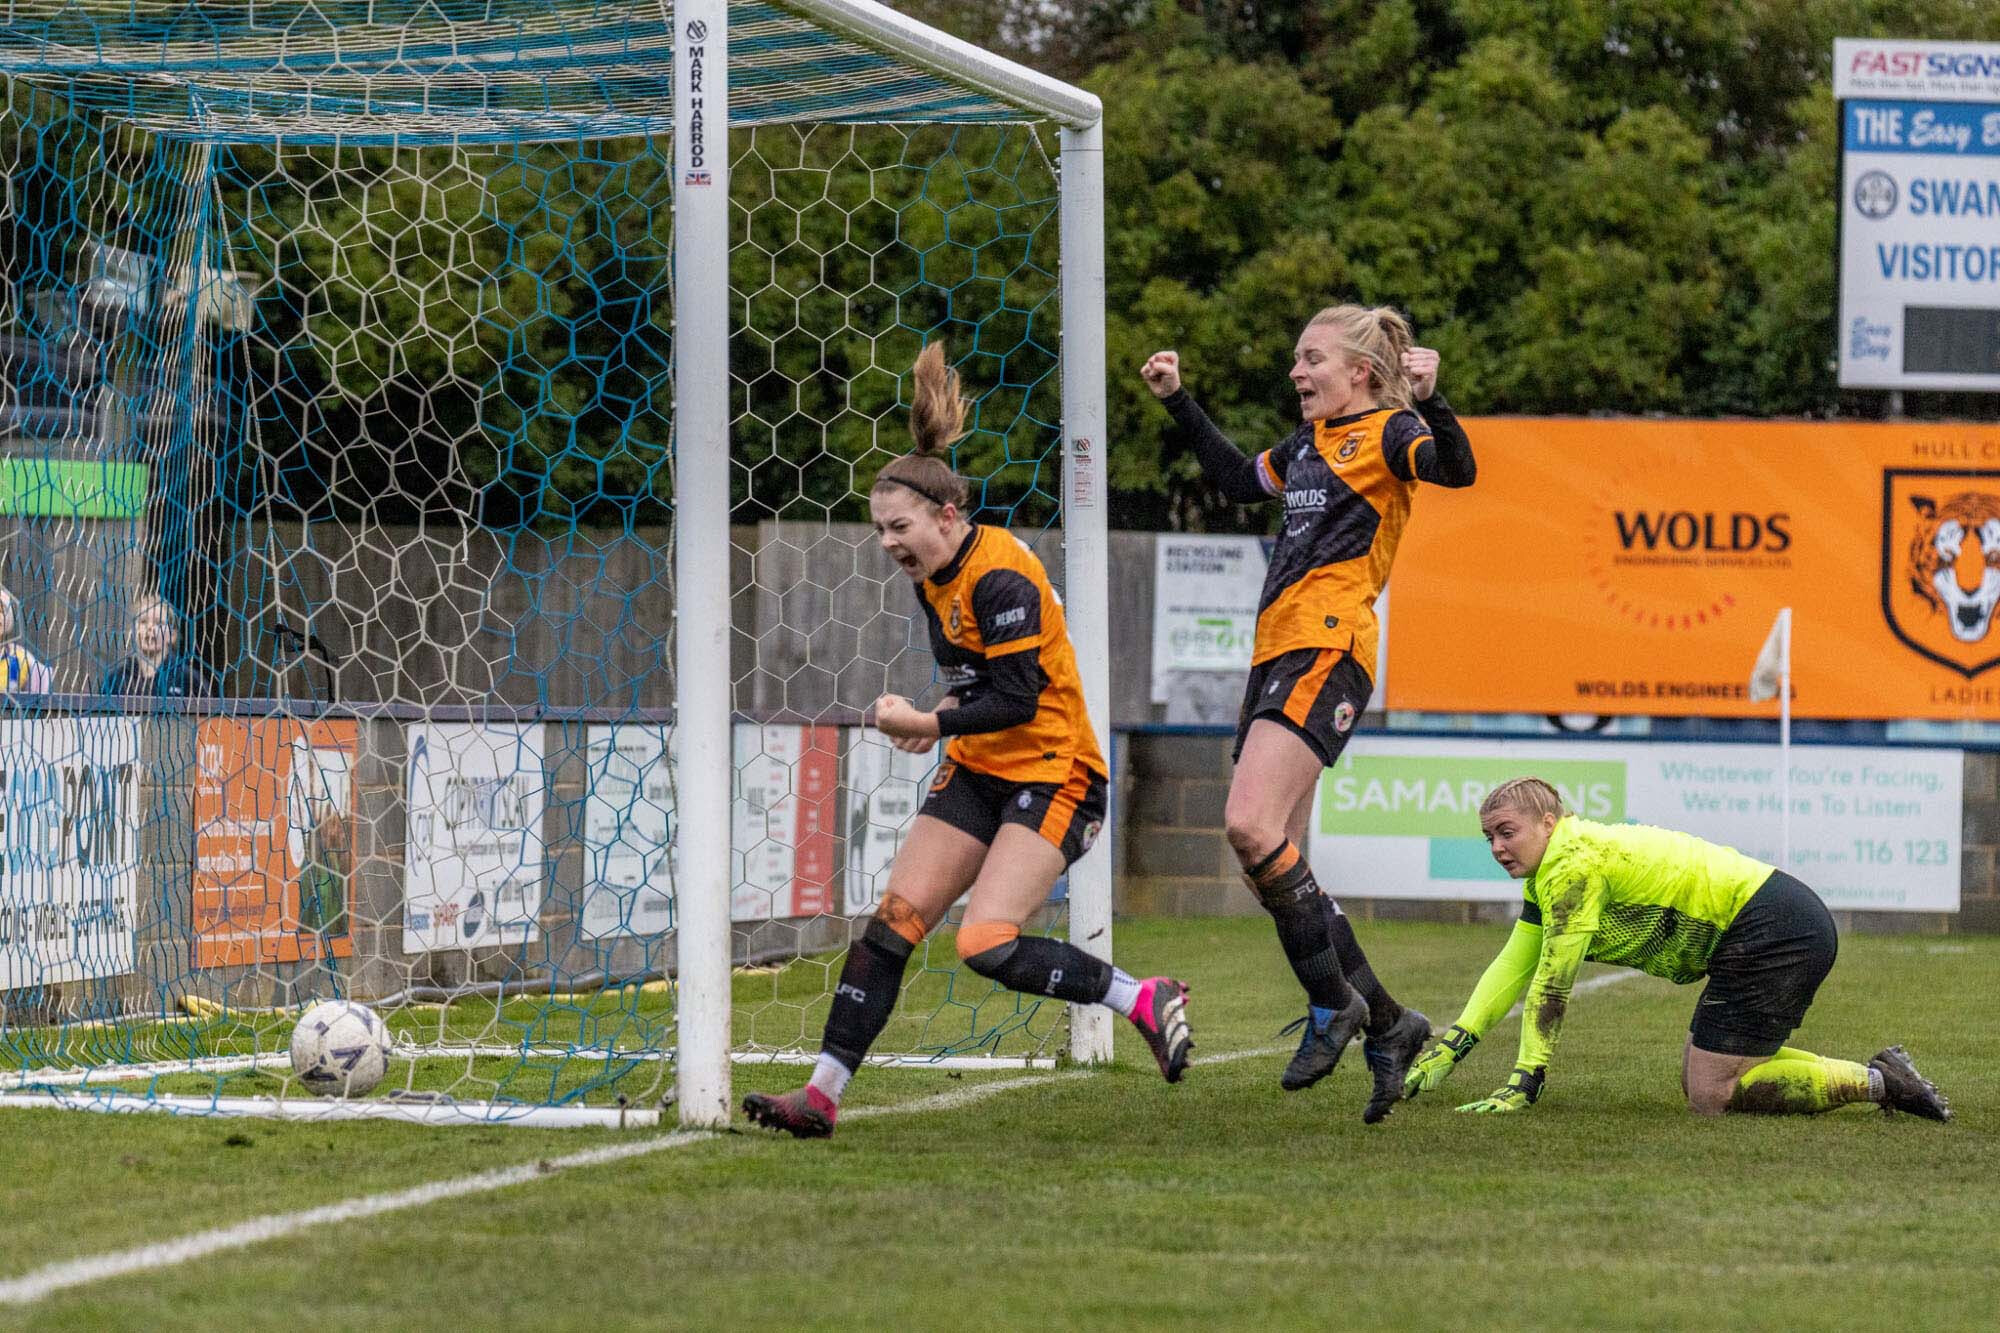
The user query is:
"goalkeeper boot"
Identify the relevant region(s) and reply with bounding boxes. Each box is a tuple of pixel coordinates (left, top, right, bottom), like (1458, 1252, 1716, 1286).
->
(1360, 1008, 1433, 1125)
(1129, 977, 1194, 1083)
(1277, 992, 1369, 1092)
(1869, 1046, 1952, 1122)
(742, 1086, 838, 1139)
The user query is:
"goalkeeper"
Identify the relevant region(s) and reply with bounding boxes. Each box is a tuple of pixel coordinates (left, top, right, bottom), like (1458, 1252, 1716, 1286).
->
(1402, 777, 1951, 1121)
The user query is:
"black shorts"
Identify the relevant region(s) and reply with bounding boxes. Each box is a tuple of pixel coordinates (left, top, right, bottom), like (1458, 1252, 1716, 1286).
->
(1688, 871, 1838, 1057)
(1233, 648, 1372, 766)
(919, 758, 1107, 867)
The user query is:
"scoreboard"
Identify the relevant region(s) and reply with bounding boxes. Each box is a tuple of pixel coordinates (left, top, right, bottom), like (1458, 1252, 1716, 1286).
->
(1836, 38, 2000, 391)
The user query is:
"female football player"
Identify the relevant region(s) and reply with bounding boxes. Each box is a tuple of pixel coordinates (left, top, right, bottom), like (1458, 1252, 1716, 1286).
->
(1402, 777, 1950, 1121)
(745, 345, 1193, 1138)
(1141, 305, 1475, 1123)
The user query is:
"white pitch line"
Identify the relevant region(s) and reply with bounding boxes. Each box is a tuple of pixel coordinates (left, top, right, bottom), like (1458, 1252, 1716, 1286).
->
(0, 1131, 709, 1307)
(0, 970, 1648, 1308)
(842, 1067, 1093, 1121)
(0, 1064, 1108, 1307)
(1190, 969, 1644, 1068)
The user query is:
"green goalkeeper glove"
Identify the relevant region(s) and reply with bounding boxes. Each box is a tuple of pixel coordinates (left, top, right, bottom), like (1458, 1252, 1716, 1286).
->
(1402, 1024, 1478, 1100)
(1456, 1066, 1545, 1114)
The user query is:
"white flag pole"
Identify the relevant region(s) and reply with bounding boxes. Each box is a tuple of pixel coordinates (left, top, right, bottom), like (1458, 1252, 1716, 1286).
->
(1778, 607, 1792, 870)
(1749, 607, 1793, 870)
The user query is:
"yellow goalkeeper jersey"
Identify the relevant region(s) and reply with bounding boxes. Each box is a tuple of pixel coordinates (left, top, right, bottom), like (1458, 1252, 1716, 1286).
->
(1522, 816, 1773, 985)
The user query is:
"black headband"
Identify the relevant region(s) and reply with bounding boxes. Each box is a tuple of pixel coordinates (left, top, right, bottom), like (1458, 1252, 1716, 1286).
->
(877, 473, 953, 508)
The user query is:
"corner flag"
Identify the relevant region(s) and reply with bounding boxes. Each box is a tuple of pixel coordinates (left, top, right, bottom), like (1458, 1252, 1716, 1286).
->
(1749, 608, 1792, 703)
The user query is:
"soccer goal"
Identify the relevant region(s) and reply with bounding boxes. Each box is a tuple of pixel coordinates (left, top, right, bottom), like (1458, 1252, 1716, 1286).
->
(0, 1, 1108, 1130)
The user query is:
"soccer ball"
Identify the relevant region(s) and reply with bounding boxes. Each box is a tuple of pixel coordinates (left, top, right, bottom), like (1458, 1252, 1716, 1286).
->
(289, 999, 393, 1097)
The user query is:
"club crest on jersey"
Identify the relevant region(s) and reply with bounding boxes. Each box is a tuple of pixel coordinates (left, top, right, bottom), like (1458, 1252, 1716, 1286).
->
(1333, 700, 1356, 733)
(1334, 431, 1363, 464)
(949, 597, 963, 635)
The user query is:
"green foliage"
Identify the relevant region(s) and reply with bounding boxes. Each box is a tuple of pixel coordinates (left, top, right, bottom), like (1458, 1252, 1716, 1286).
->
(12, 2, 1999, 530)
(1077, 0, 2000, 528)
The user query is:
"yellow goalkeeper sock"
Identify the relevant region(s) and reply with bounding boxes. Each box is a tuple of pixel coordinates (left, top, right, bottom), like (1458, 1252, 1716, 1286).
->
(1728, 1053, 1878, 1115)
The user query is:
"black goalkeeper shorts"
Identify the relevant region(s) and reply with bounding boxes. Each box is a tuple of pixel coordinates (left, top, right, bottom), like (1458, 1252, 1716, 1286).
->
(1688, 870, 1838, 1058)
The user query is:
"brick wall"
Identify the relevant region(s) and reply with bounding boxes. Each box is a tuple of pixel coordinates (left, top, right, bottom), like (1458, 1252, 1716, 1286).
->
(1117, 731, 2000, 933)
(1957, 751, 2000, 932)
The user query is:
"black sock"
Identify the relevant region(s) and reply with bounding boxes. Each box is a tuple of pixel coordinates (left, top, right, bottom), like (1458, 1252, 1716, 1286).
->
(961, 934, 1113, 1005)
(1322, 901, 1404, 1036)
(1244, 841, 1356, 1010)
(821, 918, 915, 1071)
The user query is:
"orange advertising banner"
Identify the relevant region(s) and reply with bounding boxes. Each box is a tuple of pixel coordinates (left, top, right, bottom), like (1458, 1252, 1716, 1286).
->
(1386, 418, 2000, 719)
(193, 718, 359, 969)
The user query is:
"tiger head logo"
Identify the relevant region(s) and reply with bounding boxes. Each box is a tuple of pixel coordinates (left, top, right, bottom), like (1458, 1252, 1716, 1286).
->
(1883, 472, 2000, 678)
(1906, 492, 2000, 643)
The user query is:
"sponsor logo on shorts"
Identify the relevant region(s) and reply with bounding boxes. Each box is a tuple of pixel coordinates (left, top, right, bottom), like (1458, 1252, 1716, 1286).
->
(1080, 819, 1102, 853)
(930, 762, 957, 793)
(1333, 700, 1356, 733)
(1016, 790, 1033, 810)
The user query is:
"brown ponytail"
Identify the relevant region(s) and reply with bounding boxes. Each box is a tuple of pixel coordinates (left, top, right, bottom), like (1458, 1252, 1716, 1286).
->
(872, 342, 972, 511)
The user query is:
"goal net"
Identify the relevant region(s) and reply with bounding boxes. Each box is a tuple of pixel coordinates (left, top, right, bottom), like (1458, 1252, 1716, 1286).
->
(0, 1, 1109, 1129)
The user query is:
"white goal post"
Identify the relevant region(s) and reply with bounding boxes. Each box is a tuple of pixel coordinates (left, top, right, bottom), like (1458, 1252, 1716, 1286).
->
(672, 0, 1111, 1127)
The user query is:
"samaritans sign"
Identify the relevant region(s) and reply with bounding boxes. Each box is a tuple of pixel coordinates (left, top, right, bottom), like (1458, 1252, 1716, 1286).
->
(1319, 756, 1624, 836)
(1310, 736, 1961, 912)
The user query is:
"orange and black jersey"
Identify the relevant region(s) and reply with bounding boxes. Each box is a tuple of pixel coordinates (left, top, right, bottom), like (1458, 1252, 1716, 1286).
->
(1160, 390, 1475, 680)
(914, 524, 1108, 785)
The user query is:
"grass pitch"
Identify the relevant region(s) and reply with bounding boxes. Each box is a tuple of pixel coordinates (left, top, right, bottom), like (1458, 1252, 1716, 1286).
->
(2, 918, 1993, 1331)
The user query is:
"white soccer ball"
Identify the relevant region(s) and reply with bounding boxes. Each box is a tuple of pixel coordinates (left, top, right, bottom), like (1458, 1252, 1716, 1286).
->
(289, 999, 393, 1097)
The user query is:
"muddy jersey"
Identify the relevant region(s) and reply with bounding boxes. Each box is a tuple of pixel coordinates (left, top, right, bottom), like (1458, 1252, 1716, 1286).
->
(1522, 817, 1772, 983)
(1511, 815, 1775, 1073)
(1248, 407, 1431, 680)
(916, 525, 1107, 785)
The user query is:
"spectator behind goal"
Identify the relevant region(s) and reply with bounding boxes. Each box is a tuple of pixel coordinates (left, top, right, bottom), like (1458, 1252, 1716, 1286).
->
(101, 593, 217, 699)
(0, 587, 54, 693)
